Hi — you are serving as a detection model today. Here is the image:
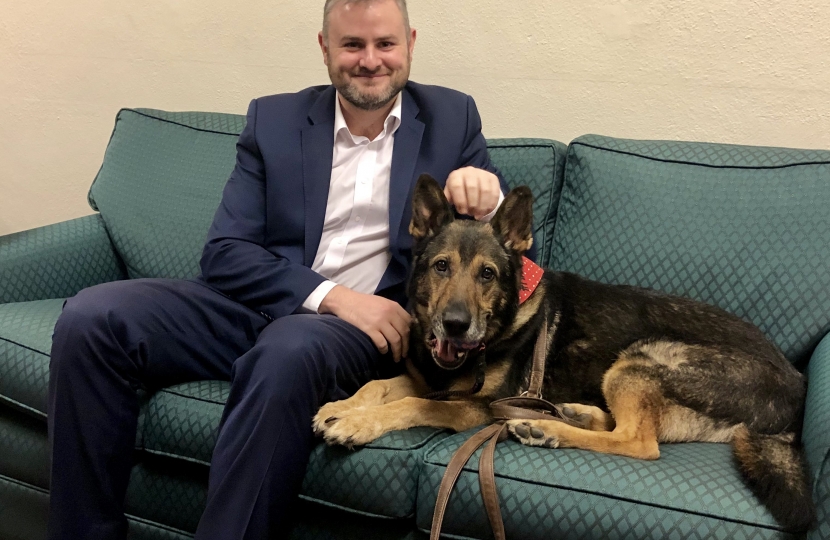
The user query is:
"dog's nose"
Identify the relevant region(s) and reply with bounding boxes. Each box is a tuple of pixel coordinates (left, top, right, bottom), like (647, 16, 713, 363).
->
(442, 304, 472, 337)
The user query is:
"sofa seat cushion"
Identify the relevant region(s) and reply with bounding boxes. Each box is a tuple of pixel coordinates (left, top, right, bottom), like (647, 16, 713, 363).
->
(0, 299, 65, 418)
(553, 135, 830, 366)
(417, 430, 793, 539)
(141, 380, 450, 519)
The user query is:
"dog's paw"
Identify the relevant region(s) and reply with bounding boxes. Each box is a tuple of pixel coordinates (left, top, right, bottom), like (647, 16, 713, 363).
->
(313, 400, 361, 437)
(554, 404, 595, 430)
(554, 403, 615, 431)
(506, 420, 560, 448)
(320, 412, 386, 449)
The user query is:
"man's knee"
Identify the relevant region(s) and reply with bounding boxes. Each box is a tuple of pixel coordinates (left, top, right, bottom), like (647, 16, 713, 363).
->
(232, 315, 362, 405)
(55, 282, 133, 342)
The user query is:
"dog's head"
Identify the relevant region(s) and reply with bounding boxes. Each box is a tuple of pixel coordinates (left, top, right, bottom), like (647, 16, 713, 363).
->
(407, 174, 534, 371)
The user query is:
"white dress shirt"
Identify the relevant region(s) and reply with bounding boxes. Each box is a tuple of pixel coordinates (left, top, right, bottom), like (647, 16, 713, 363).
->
(301, 92, 503, 313)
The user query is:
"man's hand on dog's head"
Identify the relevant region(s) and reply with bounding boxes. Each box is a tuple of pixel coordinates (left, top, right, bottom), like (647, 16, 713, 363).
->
(319, 285, 410, 362)
(444, 167, 502, 219)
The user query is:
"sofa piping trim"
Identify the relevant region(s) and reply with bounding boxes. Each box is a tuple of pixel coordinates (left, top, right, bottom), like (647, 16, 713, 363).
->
(571, 140, 830, 171)
(0, 336, 49, 419)
(87, 108, 243, 211)
(125, 109, 244, 137)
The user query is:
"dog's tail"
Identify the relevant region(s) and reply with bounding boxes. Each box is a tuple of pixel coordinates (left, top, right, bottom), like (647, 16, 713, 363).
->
(731, 425, 815, 532)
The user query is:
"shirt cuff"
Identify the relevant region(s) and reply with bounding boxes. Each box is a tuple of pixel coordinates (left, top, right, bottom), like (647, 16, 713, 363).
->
(477, 189, 505, 223)
(300, 280, 339, 314)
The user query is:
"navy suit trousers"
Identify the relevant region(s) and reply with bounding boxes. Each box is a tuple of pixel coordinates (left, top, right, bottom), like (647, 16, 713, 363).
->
(47, 278, 389, 539)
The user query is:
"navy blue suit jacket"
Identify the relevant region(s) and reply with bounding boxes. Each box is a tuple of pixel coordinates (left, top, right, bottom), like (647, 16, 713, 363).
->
(199, 82, 511, 321)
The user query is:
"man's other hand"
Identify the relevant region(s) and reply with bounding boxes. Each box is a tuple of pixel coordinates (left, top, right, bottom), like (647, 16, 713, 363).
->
(319, 285, 410, 361)
(444, 166, 501, 219)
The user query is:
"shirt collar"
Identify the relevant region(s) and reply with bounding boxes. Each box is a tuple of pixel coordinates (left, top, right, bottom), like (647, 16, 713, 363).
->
(334, 91, 403, 144)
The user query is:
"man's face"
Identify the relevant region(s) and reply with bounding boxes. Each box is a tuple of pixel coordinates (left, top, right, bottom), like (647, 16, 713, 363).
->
(319, 0, 416, 111)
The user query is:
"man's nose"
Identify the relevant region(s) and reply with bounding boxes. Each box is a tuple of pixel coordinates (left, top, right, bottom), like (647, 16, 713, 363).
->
(359, 47, 382, 71)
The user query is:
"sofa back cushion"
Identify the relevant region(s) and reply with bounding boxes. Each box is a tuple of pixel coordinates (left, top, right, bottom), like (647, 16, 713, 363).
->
(89, 109, 246, 280)
(88, 109, 567, 280)
(552, 135, 830, 365)
(487, 139, 567, 265)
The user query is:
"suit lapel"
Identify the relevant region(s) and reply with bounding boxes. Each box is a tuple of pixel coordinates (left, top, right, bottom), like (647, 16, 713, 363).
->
(301, 87, 336, 267)
(388, 89, 425, 259)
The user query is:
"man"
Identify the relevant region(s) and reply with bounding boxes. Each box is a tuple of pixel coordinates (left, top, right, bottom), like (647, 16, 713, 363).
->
(47, 0, 511, 538)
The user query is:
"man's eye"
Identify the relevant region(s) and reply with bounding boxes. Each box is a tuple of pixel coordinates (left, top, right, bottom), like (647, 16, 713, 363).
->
(481, 267, 495, 281)
(434, 260, 448, 273)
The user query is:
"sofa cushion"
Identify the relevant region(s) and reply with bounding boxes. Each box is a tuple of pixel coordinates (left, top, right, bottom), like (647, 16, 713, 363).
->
(140, 380, 449, 519)
(552, 135, 830, 365)
(487, 139, 568, 265)
(417, 431, 793, 539)
(88, 109, 245, 280)
(0, 299, 65, 417)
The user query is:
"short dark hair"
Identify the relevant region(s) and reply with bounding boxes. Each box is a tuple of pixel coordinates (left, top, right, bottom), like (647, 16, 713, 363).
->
(322, 0, 410, 42)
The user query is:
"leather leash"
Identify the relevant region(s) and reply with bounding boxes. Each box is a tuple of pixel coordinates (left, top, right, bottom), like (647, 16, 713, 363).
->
(431, 316, 571, 540)
(425, 257, 562, 539)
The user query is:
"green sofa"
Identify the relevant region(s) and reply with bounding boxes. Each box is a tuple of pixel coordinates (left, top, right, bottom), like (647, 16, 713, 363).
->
(1, 108, 829, 540)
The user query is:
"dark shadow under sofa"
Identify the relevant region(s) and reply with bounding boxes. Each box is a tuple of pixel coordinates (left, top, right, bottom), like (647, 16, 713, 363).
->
(1, 108, 829, 539)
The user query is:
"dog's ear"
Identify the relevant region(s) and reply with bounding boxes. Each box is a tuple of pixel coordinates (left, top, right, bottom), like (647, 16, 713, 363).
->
(491, 186, 534, 254)
(410, 174, 454, 240)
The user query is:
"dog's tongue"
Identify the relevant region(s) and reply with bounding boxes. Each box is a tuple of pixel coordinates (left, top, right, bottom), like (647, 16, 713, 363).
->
(437, 340, 459, 364)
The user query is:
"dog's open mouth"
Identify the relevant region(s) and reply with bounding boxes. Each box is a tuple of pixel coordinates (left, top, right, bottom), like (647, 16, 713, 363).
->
(428, 334, 482, 370)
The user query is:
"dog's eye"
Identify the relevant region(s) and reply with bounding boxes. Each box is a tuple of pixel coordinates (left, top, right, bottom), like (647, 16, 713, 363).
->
(434, 259, 448, 273)
(481, 267, 495, 281)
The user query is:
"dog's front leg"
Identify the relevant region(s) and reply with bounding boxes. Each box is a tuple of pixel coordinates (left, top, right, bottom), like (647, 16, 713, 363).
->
(321, 398, 490, 448)
(313, 375, 421, 436)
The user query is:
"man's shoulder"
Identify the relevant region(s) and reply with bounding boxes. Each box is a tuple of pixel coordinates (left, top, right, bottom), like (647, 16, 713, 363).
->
(252, 85, 332, 111)
(405, 81, 470, 106)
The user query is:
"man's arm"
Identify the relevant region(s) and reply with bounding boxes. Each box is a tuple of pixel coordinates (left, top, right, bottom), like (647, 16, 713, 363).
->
(445, 94, 538, 260)
(442, 95, 508, 219)
(199, 99, 328, 320)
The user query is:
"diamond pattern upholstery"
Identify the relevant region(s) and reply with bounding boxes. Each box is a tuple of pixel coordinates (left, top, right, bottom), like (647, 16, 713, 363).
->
(125, 458, 208, 534)
(804, 333, 830, 540)
(300, 427, 449, 519)
(0, 473, 49, 540)
(418, 431, 793, 539)
(88, 109, 240, 280)
(487, 139, 568, 265)
(0, 214, 124, 304)
(0, 299, 65, 417)
(0, 406, 49, 490)
(552, 135, 830, 365)
(141, 382, 228, 465)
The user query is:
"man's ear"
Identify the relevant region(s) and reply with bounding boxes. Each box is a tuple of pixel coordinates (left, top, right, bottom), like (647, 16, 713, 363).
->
(491, 186, 534, 254)
(410, 174, 454, 240)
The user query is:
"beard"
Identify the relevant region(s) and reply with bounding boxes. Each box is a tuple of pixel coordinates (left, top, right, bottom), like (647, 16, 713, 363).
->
(328, 57, 410, 111)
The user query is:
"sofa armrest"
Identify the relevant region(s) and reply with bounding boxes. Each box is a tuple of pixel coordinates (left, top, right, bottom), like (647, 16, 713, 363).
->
(0, 214, 126, 303)
(804, 331, 830, 539)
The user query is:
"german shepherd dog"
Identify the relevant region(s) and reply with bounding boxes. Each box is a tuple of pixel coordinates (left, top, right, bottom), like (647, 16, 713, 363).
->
(313, 175, 815, 532)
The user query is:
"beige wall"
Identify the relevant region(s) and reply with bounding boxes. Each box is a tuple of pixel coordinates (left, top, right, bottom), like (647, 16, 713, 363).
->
(2, 0, 829, 236)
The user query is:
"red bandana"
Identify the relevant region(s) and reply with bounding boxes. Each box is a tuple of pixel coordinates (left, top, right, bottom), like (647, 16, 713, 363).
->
(519, 256, 544, 304)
